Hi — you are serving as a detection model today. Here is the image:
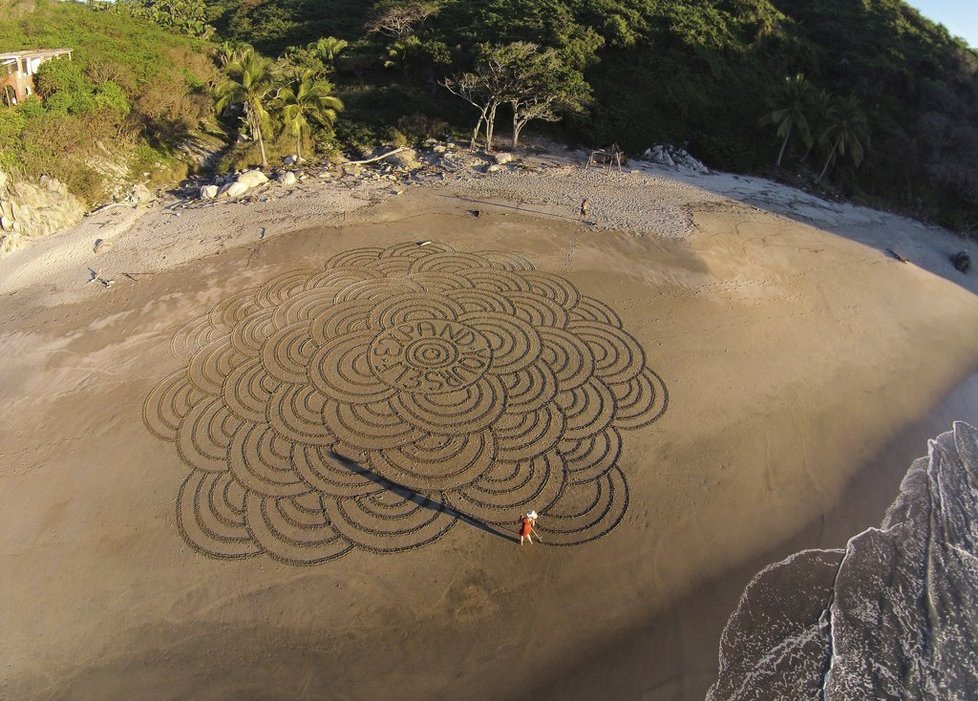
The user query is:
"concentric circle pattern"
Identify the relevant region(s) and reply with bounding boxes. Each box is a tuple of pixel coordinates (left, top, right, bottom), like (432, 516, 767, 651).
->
(144, 242, 668, 564)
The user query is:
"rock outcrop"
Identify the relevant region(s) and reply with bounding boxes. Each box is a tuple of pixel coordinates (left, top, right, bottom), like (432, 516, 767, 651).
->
(0, 170, 86, 256)
(951, 251, 971, 273)
(642, 144, 709, 175)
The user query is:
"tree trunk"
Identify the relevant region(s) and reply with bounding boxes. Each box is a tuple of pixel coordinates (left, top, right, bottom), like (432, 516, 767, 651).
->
(512, 102, 520, 148)
(257, 125, 268, 168)
(485, 102, 499, 153)
(816, 139, 838, 183)
(296, 132, 303, 163)
(776, 124, 792, 167)
(471, 111, 484, 149)
(513, 115, 532, 149)
(249, 105, 268, 169)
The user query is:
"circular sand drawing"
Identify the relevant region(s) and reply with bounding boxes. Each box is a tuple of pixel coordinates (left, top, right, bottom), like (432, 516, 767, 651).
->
(144, 242, 667, 564)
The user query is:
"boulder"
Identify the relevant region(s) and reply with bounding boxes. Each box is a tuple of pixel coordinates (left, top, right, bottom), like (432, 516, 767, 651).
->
(282, 155, 298, 166)
(277, 171, 297, 187)
(0, 231, 23, 256)
(127, 182, 154, 203)
(432, 144, 447, 154)
(641, 144, 708, 174)
(950, 251, 971, 273)
(0, 215, 11, 232)
(200, 185, 219, 199)
(486, 164, 504, 173)
(493, 152, 514, 165)
(218, 181, 249, 199)
(236, 170, 268, 189)
(391, 148, 421, 170)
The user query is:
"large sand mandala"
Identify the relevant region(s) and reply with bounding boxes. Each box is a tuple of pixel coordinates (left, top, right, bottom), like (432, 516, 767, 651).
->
(143, 242, 667, 564)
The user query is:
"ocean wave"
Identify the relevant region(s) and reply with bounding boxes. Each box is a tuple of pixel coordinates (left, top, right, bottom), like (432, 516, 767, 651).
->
(708, 421, 978, 700)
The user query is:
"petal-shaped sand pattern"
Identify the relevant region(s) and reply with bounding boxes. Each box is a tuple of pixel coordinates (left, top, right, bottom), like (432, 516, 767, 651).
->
(144, 242, 667, 564)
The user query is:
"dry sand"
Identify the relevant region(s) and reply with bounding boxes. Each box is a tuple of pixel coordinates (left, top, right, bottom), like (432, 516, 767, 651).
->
(2, 153, 978, 700)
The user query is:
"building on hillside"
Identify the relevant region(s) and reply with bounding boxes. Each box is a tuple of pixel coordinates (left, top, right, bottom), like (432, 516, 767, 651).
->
(1, 48, 73, 106)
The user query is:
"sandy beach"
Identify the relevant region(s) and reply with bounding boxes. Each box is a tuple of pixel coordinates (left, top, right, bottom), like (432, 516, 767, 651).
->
(2, 152, 978, 700)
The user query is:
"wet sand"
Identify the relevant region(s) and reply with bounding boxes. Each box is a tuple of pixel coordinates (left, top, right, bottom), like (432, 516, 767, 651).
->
(2, 166, 978, 700)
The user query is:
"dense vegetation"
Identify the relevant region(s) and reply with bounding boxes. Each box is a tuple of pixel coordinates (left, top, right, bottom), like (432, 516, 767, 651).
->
(203, 0, 978, 231)
(0, 0, 217, 204)
(0, 0, 976, 233)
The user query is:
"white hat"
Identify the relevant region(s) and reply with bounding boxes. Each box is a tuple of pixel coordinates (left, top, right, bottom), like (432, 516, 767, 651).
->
(526, 510, 538, 519)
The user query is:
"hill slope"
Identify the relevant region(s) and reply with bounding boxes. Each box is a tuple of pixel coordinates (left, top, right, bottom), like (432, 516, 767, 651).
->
(0, 0, 217, 204)
(208, 0, 978, 231)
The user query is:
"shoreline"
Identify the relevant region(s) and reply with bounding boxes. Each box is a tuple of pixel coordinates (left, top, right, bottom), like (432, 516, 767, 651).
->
(528, 368, 978, 700)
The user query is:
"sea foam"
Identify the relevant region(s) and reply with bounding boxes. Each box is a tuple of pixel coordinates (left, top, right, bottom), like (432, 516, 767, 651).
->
(708, 422, 978, 700)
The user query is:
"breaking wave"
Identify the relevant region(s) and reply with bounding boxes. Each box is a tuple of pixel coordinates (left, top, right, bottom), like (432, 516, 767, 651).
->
(709, 422, 978, 700)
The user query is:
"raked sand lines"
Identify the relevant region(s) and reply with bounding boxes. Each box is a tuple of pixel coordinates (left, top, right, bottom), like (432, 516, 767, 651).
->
(143, 242, 668, 565)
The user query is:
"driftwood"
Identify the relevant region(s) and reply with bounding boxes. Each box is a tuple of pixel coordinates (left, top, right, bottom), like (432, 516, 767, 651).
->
(586, 144, 626, 171)
(344, 147, 409, 166)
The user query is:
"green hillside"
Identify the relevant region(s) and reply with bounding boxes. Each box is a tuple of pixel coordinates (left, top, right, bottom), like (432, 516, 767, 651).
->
(0, 0, 217, 204)
(208, 0, 978, 231)
(0, 0, 975, 232)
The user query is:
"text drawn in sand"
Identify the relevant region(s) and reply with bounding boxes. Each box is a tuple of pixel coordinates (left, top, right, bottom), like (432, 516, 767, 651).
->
(143, 242, 667, 565)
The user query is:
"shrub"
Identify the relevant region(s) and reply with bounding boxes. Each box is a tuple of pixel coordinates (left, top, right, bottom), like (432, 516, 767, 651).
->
(333, 118, 385, 157)
(0, 107, 27, 171)
(397, 114, 449, 143)
(93, 82, 131, 116)
(34, 58, 95, 115)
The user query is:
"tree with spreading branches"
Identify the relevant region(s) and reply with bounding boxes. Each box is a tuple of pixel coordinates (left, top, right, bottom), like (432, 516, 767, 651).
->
(365, 1, 439, 39)
(442, 42, 589, 151)
(502, 43, 590, 148)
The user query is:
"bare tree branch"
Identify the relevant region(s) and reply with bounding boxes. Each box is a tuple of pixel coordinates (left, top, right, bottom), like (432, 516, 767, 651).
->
(366, 2, 438, 39)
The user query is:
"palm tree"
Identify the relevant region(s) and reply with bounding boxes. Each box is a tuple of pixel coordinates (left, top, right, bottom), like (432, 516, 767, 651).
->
(816, 95, 870, 183)
(760, 74, 815, 167)
(802, 88, 833, 162)
(275, 70, 344, 163)
(311, 37, 348, 65)
(215, 48, 275, 168)
(217, 41, 254, 70)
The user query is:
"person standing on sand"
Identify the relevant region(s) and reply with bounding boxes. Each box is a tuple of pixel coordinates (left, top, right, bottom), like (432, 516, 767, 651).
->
(519, 510, 541, 545)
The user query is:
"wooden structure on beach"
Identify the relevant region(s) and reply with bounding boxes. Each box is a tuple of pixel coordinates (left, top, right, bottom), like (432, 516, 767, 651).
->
(1, 48, 73, 106)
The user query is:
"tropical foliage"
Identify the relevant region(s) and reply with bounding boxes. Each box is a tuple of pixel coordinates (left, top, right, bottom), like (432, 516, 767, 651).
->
(274, 71, 344, 162)
(0, 0, 216, 203)
(116, 0, 215, 39)
(1, 0, 976, 231)
(198, 0, 977, 229)
(215, 48, 275, 167)
(761, 74, 814, 167)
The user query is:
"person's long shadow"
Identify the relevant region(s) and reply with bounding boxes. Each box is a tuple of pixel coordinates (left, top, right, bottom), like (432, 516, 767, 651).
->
(328, 449, 519, 544)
